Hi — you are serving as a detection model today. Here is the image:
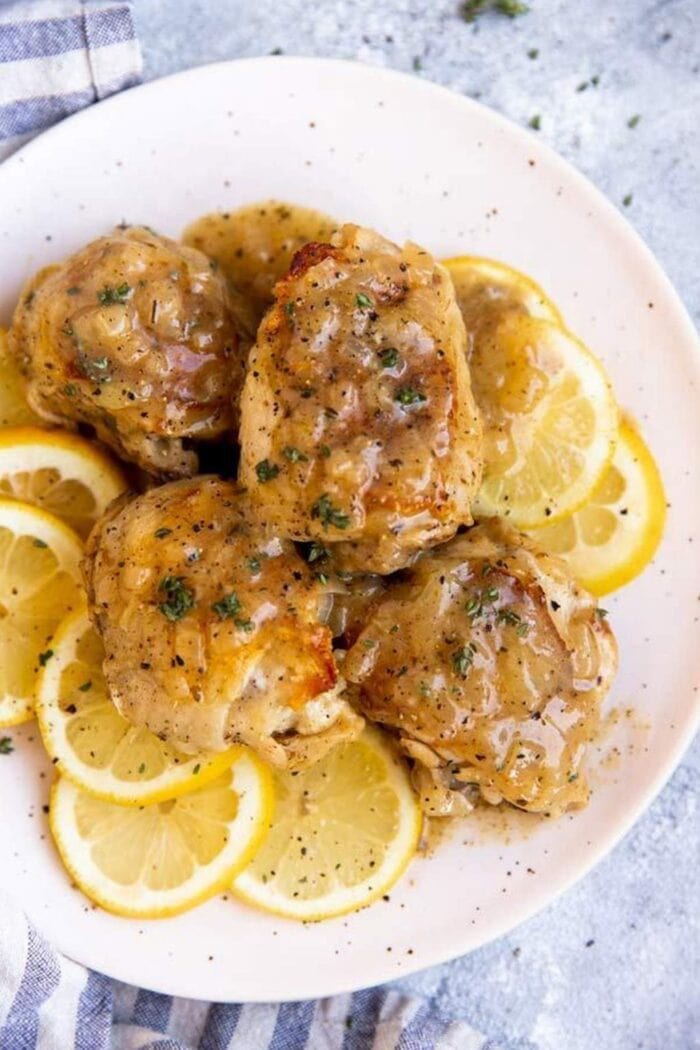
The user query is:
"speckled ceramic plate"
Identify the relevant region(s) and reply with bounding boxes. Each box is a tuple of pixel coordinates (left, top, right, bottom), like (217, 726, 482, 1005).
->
(0, 57, 698, 1003)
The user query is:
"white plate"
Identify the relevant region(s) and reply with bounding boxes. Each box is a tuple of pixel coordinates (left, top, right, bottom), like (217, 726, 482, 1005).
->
(0, 57, 699, 1003)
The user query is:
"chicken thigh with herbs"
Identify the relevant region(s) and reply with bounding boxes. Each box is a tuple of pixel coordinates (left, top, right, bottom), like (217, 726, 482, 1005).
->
(344, 518, 617, 816)
(83, 476, 362, 767)
(238, 224, 483, 575)
(9, 226, 242, 476)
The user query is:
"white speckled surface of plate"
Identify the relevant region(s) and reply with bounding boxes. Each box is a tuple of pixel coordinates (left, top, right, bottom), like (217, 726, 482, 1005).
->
(0, 57, 698, 1002)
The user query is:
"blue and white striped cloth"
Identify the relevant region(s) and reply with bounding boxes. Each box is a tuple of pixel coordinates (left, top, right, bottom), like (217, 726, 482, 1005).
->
(0, 4, 490, 1047)
(0, 887, 485, 1048)
(0, 0, 141, 160)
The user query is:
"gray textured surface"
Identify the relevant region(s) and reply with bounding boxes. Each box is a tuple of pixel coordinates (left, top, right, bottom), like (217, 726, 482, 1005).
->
(130, 2, 700, 1047)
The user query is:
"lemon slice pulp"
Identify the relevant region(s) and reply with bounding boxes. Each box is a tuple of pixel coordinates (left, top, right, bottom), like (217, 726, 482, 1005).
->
(232, 727, 421, 921)
(0, 499, 83, 727)
(0, 426, 127, 538)
(0, 329, 43, 427)
(472, 315, 618, 527)
(443, 255, 563, 338)
(527, 420, 665, 595)
(49, 752, 273, 918)
(36, 607, 240, 804)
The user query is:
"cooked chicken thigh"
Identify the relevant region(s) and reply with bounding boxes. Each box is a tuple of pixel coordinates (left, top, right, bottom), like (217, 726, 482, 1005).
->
(238, 224, 483, 575)
(344, 518, 617, 816)
(9, 227, 242, 476)
(83, 476, 362, 767)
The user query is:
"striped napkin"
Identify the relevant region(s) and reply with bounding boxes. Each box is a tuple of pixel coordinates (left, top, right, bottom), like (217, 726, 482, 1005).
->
(0, 0, 141, 160)
(0, 4, 490, 1047)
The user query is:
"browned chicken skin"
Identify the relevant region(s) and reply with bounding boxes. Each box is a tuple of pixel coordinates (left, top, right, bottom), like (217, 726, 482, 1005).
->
(344, 519, 617, 816)
(238, 224, 483, 575)
(9, 226, 243, 476)
(83, 476, 362, 767)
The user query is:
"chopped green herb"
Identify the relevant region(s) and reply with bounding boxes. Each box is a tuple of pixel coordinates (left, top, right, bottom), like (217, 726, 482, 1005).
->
(596, 607, 609, 619)
(282, 446, 308, 463)
(63, 383, 77, 397)
(396, 665, 408, 677)
(413, 56, 423, 71)
(78, 680, 92, 692)
(211, 593, 253, 632)
(576, 80, 589, 93)
(527, 47, 539, 59)
(452, 644, 475, 677)
(307, 542, 330, 563)
(187, 548, 202, 563)
(98, 282, 131, 305)
(300, 387, 316, 399)
(24, 291, 35, 308)
(627, 114, 641, 129)
(0, 737, 13, 754)
(154, 527, 172, 539)
(316, 572, 330, 585)
(158, 576, 195, 622)
(311, 494, 350, 531)
(247, 556, 261, 573)
(67, 286, 81, 296)
(284, 301, 295, 317)
(516, 622, 530, 637)
(622, 194, 633, 207)
(379, 348, 400, 368)
(465, 586, 500, 620)
(77, 352, 111, 383)
(193, 763, 201, 774)
(211, 592, 242, 619)
(528, 114, 541, 131)
(138, 763, 146, 774)
(419, 681, 432, 697)
(390, 624, 400, 634)
(355, 292, 373, 309)
(591, 74, 600, 86)
(394, 386, 426, 406)
(255, 459, 280, 483)
(495, 0, 528, 15)
(461, 0, 528, 19)
(568, 772, 579, 782)
(319, 444, 331, 458)
(33, 538, 48, 549)
(38, 649, 54, 667)
(363, 638, 378, 650)
(496, 606, 523, 629)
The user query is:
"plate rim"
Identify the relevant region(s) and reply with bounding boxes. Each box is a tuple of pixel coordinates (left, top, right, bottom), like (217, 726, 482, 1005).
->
(1, 54, 699, 1002)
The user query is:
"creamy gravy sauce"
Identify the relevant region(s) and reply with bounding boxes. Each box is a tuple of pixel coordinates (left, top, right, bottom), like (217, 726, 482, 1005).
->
(183, 200, 337, 335)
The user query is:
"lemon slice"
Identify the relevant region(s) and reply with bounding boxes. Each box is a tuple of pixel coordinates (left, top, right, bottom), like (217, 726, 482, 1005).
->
(472, 315, 618, 527)
(443, 255, 563, 337)
(0, 500, 83, 727)
(527, 420, 665, 596)
(0, 426, 127, 539)
(49, 752, 273, 918)
(232, 727, 421, 922)
(36, 607, 240, 805)
(0, 329, 43, 427)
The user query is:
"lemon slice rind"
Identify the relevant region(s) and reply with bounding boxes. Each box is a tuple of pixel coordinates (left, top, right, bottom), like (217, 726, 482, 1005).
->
(528, 419, 665, 596)
(473, 318, 619, 528)
(0, 498, 83, 727)
(232, 728, 422, 922)
(0, 426, 127, 539)
(36, 607, 240, 805)
(443, 255, 564, 327)
(49, 753, 274, 919)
